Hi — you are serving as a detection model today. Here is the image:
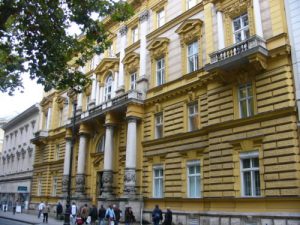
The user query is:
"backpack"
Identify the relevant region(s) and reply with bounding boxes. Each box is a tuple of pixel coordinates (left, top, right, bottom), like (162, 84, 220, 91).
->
(76, 217, 84, 225)
(154, 212, 160, 220)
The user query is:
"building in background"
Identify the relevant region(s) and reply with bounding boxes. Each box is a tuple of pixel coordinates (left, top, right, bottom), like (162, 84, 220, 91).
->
(0, 104, 40, 211)
(30, 0, 300, 224)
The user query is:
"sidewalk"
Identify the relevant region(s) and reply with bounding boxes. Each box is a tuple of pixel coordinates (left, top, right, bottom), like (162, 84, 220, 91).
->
(0, 210, 63, 225)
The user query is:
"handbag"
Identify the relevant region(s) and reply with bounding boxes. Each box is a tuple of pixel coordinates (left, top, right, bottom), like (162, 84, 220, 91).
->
(86, 216, 91, 224)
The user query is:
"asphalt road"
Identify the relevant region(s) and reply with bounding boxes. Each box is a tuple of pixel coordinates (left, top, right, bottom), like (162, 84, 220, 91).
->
(0, 217, 33, 225)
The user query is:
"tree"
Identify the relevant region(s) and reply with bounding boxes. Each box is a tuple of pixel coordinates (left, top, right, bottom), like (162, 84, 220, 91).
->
(0, 0, 134, 95)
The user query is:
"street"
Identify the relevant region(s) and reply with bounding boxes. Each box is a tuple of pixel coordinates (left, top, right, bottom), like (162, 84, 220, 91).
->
(0, 217, 33, 225)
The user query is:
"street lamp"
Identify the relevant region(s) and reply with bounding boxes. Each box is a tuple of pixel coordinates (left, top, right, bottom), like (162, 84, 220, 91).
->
(63, 99, 77, 225)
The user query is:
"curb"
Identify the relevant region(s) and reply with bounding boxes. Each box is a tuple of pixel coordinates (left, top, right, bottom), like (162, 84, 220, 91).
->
(0, 215, 39, 224)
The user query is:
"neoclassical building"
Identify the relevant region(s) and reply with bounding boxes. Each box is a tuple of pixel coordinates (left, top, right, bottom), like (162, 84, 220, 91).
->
(0, 104, 40, 211)
(31, 0, 300, 224)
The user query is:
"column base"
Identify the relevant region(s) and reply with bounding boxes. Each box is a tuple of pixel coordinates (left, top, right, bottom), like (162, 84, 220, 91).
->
(123, 168, 137, 198)
(62, 175, 69, 194)
(101, 170, 114, 198)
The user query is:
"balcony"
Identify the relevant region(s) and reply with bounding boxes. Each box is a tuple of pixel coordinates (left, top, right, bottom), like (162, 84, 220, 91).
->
(74, 90, 144, 123)
(205, 35, 268, 75)
(31, 130, 48, 144)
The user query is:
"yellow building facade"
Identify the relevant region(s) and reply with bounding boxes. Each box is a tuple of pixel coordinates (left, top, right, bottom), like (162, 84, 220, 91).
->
(31, 0, 300, 224)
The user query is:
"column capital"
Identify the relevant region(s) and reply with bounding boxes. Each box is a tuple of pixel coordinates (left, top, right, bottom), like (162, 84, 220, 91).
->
(139, 10, 149, 22)
(119, 25, 128, 36)
(126, 116, 140, 123)
(79, 123, 90, 135)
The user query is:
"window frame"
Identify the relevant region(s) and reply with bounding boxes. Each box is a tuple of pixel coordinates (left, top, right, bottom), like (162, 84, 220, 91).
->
(238, 83, 254, 118)
(240, 151, 261, 197)
(52, 176, 58, 197)
(155, 113, 163, 139)
(153, 165, 164, 198)
(55, 144, 60, 160)
(104, 74, 113, 101)
(97, 135, 105, 153)
(187, 41, 199, 73)
(132, 26, 139, 43)
(157, 9, 165, 28)
(188, 102, 199, 131)
(130, 72, 137, 90)
(156, 58, 165, 86)
(232, 13, 250, 43)
(187, 160, 201, 198)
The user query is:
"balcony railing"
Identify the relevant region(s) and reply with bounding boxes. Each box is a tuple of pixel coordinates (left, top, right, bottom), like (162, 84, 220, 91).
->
(209, 35, 267, 64)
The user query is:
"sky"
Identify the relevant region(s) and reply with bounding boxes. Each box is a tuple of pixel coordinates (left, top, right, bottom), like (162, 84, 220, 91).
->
(0, 75, 44, 120)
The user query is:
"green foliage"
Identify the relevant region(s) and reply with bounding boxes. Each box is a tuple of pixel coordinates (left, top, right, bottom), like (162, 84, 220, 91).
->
(0, 0, 134, 95)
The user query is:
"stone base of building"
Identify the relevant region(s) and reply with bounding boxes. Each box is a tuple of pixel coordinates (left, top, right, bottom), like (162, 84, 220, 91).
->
(142, 211, 300, 225)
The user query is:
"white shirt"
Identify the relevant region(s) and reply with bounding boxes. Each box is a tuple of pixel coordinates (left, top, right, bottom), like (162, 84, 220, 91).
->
(38, 203, 45, 210)
(71, 205, 77, 216)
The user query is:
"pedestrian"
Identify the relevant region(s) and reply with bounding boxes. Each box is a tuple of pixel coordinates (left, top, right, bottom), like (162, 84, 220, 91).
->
(89, 204, 98, 225)
(56, 202, 63, 220)
(42, 202, 50, 223)
(71, 202, 77, 225)
(105, 205, 115, 225)
(81, 204, 89, 224)
(163, 207, 172, 225)
(152, 205, 162, 225)
(98, 205, 106, 225)
(38, 201, 45, 219)
(124, 207, 135, 225)
(113, 205, 122, 225)
(12, 201, 16, 215)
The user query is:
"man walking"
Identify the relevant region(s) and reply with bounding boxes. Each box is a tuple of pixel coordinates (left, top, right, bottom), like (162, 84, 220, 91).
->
(38, 201, 45, 219)
(152, 205, 162, 225)
(56, 202, 63, 220)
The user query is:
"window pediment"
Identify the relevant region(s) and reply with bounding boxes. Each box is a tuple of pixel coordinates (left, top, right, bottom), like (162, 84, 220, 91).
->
(175, 19, 203, 45)
(123, 52, 140, 73)
(40, 97, 52, 112)
(219, 0, 251, 18)
(147, 37, 170, 59)
(95, 58, 119, 75)
(55, 96, 66, 108)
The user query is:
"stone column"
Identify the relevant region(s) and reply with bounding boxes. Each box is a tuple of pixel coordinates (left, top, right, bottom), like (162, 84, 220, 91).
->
(75, 126, 89, 196)
(117, 26, 127, 95)
(89, 74, 97, 107)
(139, 10, 149, 78)
(217, 11, 225, 50)
(123, 118, 138, 197)
(99, 84, 104, 104)
(62, 136, 72, 194)
(101, 125, 114, 198)
(253, 0, 263, 37)
(95, 80, 100, 106)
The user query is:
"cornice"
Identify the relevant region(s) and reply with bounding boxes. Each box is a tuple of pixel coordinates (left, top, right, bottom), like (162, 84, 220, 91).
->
(146, 2, 204, 42)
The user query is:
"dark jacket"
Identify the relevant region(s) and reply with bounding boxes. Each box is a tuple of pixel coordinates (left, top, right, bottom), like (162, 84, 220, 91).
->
(164, 209, 172, 225)
(99, 206, 106, 219)
(124, 208, 135, 223)
(152, 208, 162, 222)
(56, 203, 63, 214)
(89, 206, 98, 222)
(114, 208, 122, 222)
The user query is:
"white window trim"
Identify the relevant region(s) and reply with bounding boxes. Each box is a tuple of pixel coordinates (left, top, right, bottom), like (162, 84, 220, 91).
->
(153, 165, 164, 198)
(188, 102, 199, 131)
(155, 113, 163, 139)
(238, 83, 254, 118)
(187, 41, 199, 73)
(187, 160, 201, 198)
(157, 9, 165, 28)
(156, 58, 165, 86)
(104, 75, 113, 101)
(52, 177, 58, 196)
(232, 13, 249, 43)
(132, 26, 139, 43)
(240, 151, 260, 197)
(130, 72, 137, 90)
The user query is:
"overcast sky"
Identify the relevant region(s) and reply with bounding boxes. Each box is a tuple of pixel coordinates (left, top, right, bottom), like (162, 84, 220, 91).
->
(0, 75, 44, 120)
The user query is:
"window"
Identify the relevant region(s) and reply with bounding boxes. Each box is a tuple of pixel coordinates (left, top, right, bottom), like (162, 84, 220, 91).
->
(37, 178, 42, 196)
(156, 58, 165, 86)
(52, 177, 57, 196)
(44, 112, 48, 130)
(155, 113, 163, 139)
(58, 108, 63, 127)
(153, 166, 164, 198)
(55, 144, 60, 160)
(157, 9, 165, 28)
(188, 103, 199, 131)
(187, 41, 199, 73)
(233, 14, 249, 43)
(187, 160, 201, 198)
(187, 0, 197, 9)
(240, 151, 260, 197)
(130, 72, 137, 90)
(132, 26, 139, 43)
(97, 135, 105, 153)
(104, 74, 113, 101)
(238, 83, 254, 118)
(108, 45, 114, 57)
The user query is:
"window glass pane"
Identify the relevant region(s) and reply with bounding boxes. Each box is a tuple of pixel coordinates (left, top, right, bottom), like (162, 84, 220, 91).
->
(189, 176, 196, 197)
(252, 158, 259, 167)
(239, 87, 247, 98)
(240, 100, 247, 118)
(243, 171, 251, 196)
(242, 158, 250, 168)
(233, 19, 241, 31)
(196, 165, 200, 173)
(244, 29, 250, 39)
(242, 15, 249, 26)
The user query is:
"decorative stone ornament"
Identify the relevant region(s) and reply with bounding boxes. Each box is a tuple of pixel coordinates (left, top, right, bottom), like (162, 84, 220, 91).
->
(123, 52, 140, 74)
(101, 170, 114, 198)
(62, 175, 69, 193)
(75, 174, 85, 193)
(147, 38, 170, 60)
(139, 10, 149, 22)
(119, 25, 128, 36)
(175, 19, 203, 46)
(123, 168, 136, 197)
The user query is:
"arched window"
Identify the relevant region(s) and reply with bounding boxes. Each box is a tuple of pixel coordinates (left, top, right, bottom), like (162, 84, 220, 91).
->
(104, 74, 113, 101)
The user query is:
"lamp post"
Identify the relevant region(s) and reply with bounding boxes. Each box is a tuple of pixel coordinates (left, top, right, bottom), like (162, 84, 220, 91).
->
(63, 99, 77, 225)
